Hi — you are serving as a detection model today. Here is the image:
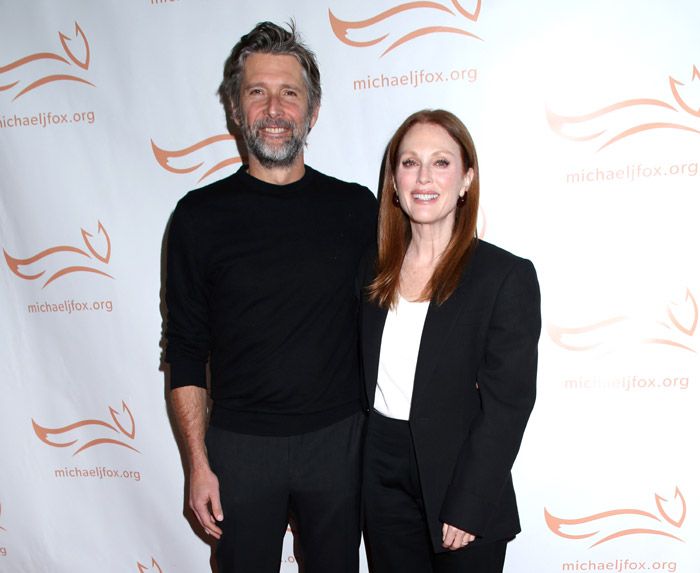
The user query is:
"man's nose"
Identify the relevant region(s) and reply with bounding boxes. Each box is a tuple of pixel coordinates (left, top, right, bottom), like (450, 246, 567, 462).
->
(266, 94, 282, 117)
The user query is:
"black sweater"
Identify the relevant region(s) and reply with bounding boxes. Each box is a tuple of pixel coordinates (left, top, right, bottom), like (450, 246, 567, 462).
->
(165, 165, 377, 436)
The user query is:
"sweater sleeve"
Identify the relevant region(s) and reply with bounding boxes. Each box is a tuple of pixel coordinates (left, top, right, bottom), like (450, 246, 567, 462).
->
(164, 200, 210, 389)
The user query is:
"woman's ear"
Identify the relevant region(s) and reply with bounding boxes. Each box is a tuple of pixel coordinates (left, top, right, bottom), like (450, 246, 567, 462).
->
(462, 167, 475, 193)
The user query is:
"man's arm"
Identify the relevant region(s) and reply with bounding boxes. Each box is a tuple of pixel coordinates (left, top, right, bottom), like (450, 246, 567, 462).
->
(171, 385, 223, 539)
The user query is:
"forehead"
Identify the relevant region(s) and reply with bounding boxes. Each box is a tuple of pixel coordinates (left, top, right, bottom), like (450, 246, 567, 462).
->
(399, 122, 460, 154)
(242, 53, 306, 88)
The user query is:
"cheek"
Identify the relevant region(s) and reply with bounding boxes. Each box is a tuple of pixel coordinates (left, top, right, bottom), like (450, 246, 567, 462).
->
(238, 105, 256, 125)
(440, 173, 465, 194)
(395, 171, 413, 192)
(280, 98, 305, 115)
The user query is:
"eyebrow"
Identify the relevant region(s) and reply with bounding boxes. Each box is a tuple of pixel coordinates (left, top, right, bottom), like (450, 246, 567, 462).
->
(398, 148, 458, 157)
(243, 80, 304, 91)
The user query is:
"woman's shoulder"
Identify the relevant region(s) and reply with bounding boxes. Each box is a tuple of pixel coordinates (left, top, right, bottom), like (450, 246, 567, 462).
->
(473, 239, 530, 263)
(469, 239, 536, 277)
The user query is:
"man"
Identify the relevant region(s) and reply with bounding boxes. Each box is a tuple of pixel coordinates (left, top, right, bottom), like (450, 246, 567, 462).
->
(165, 21, 376, 573)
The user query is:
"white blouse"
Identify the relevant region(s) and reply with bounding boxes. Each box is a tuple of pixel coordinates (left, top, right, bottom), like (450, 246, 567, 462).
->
(373, 295, 430, 420)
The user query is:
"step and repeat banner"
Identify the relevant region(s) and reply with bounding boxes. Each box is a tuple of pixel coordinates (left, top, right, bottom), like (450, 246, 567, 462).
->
(1, 1, 698, 571)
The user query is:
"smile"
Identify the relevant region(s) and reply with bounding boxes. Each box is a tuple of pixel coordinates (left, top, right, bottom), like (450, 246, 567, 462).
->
(413, 193, 439, 201)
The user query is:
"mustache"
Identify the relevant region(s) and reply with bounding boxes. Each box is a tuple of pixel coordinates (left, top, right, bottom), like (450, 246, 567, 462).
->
(252, 118, 296, 131)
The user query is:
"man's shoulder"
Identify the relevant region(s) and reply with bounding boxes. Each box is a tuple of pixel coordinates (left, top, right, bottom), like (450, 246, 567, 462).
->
(307, 166, 376, 203)
(174, 171, 241, 212)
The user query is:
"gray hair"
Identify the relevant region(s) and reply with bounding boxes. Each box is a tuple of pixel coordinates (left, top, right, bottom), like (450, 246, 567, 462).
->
(218, 21, 322, 121)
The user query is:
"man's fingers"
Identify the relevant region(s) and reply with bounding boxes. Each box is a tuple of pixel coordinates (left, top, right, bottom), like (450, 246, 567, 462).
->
(191, 497, 223, 538)
(189, 468, 223, 538)
(194, 507, 223, 539)
(210, 490, 224, 523)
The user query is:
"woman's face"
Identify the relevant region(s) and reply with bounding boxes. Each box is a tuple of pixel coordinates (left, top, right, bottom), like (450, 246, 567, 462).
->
(394, 122, 473, 233)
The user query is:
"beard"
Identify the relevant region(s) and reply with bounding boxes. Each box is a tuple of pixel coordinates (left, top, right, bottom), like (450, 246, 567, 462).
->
(240, 113, 312, 168)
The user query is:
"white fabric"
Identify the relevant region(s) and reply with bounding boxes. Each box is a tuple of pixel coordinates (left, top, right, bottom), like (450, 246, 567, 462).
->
(374, 295, 430, 420)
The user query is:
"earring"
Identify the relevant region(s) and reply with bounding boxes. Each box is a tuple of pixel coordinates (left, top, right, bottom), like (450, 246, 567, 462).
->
(392, 191, 401, 207)
(457, 194, 467, 207)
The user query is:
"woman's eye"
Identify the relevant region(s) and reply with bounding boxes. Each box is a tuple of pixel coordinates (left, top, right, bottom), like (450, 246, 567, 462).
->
(401, 159, 417, 167)
(435, 159, 450, 167)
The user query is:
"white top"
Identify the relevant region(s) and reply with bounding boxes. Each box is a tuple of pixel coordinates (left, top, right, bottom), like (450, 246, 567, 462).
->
(374, 295, 430, 420)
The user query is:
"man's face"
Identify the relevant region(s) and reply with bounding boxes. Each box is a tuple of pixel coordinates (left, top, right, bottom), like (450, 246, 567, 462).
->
(236, 53, 318, 168)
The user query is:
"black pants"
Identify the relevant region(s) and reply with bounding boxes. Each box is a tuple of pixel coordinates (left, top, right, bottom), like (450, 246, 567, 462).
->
(206, 412, 365, 573)
(363, 413, 507, 573)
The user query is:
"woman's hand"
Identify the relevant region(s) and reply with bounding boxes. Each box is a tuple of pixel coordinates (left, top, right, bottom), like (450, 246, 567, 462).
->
(441, 522, 476, 550)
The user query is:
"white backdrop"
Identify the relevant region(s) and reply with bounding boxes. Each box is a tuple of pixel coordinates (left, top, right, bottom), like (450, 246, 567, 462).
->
(1, 1, 698, 571)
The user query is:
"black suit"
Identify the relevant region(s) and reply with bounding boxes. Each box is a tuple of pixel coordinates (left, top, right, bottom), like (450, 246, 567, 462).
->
(360, 240, 541, 570)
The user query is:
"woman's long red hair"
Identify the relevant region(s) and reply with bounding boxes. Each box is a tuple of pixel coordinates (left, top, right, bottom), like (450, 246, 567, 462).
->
(367, 109, 480, 308)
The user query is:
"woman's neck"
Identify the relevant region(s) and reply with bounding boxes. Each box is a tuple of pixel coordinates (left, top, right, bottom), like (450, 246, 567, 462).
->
(400, 234, 449, 302)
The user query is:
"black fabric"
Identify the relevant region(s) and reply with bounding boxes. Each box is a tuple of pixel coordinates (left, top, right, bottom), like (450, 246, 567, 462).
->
(364, 413, 508, 573)
(206, 411, 365, 573)
(361, 240, 541, 551)
(165, 165, 377, 435)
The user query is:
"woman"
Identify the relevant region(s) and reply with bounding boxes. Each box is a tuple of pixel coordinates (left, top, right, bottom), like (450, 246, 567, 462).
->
(361, 109, 541, 572)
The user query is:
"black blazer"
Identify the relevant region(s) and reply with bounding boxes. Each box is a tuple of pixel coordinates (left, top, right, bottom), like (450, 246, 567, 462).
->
(360, 240, 541, 552)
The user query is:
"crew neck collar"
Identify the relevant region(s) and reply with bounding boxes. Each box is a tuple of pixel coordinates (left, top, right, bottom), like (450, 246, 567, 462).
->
(236, 164, 315, 194)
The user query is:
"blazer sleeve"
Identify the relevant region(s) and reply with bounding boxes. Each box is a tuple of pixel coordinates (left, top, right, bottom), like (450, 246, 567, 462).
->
(439, 257, 541, 535)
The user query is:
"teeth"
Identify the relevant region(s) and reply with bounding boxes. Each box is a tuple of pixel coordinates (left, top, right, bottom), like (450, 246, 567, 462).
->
(263, 128, 286, 134)
(414, 193, 438, 200)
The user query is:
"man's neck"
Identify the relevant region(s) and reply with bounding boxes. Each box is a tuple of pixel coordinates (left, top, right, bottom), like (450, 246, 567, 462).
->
(247, 155, 306, 186)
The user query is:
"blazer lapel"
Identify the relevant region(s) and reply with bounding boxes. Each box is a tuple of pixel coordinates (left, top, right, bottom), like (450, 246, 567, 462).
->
(361, 300, 388, 408)
(363, 245, 480, 416)
(409, 267, 475, 419)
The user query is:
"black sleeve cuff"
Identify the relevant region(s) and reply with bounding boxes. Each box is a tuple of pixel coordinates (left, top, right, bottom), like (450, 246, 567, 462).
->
(168, 358, 207, 390)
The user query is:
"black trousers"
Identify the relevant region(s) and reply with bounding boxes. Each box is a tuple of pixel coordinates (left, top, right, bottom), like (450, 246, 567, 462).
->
(363, 413, 507, 573)
(206, 411, 365, 573)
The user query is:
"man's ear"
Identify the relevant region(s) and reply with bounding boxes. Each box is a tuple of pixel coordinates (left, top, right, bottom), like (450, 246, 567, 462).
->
(308, 105, 320, 131)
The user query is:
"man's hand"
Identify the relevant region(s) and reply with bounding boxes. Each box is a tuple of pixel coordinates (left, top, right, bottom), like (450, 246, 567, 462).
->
(442, 522, 476, 550)
(170, 386, 223, 538)
(190, 465, 223, 539)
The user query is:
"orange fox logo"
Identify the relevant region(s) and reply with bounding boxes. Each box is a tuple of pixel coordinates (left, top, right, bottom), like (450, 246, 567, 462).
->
(545, 487, 686, 547)
(547, 65, 700, 150)
(32, 401, 139, 456)
(329, 0, 482, 57)
(3, 221, 112, 288)
(137, 558, 163, 572)
(151, 134, 242, 182)
(0, 21, 93, 100)
(548, 288, 697, 353)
